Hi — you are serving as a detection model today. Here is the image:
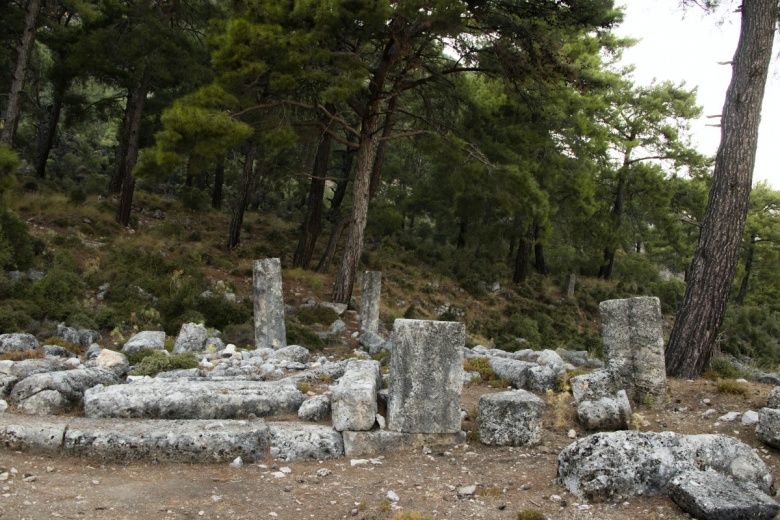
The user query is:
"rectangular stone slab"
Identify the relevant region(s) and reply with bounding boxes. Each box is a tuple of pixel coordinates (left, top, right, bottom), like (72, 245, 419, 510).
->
(84, 380, 304, 419)
(387, 319, 465, 433)
(253, 258, 287, 349)
(64, 418, 270, 463)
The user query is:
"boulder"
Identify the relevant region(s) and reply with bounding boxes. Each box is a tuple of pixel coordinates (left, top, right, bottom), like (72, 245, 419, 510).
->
(298, 394, 331, 422)
(16, 389, 70, 415)
(488, 357, 534, 389)
(10, 367, 120, 414)
(271, 344, 311, 364)
(122, 331, 166, 354)
(1, 358, 67, 379)
(667, 469, 780, 520)
(756, 407, 780, 448)
(477, 390, 545, 446)
(172, 323, 209, 353)
(358, 331, 385, 353)
(387, 319, 465, 434)
(767, 386, 780, 409)
(319, 302, 347, 316)
(331, 360, 380, 431)
(268, 423, 344, 461)
(56, 323, 101, 347)
(0, 333, 39, 353)
(570, 370, 617, 402)
(43, 344, 71, 358)
(95, 349, 130, 376)
(84, 380, 305, 419)
(576, 390, 632, 431)
(558, 431, 773, 501)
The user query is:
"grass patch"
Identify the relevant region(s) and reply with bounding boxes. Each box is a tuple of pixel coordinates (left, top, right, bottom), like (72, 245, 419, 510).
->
(709, 358, 750, 380)
(284, 268, 326, 292)
(557, 369, 589, 393)
(0, 349, 44, 361)
(545, 389, 576, 430)
(516, 509, 545, 520)
(295, 306, 339, 326)
(43, 336, 82, 354)
(379, 498, 392, 513)
(391, 513, 435, 520)
(488, 376, 511, 388)
(285, 320, 327, 351)
(477, 487, 503, 497)
(464, 357, 495, 381)
(129, 351, 199, 377)
(126, 347, 165, 365)
(297, 382, 312, 394)
(716, 379, 749, 395)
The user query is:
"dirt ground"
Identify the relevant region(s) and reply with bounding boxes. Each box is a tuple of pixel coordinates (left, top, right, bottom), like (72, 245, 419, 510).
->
(0, 378, 777, 520)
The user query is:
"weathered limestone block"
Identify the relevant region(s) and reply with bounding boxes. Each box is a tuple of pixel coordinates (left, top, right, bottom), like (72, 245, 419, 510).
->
(767, 386, 780, 409)
(43, 344, 71, 358)
(84, 380, 305, 419)
(95, 349, 129, 376)
(64, 418, 270, 463)
(756, 407, 780, 448)
(11, 367, 119, 413)
(122, 331, 166, 354)
(0, 414, 67, 452)
(331, 360, 380, 432)
(600, 296, 666, 404)
(0, 333, 39, 353)
(298, 394, 331, 422)
(253, 258, 287, 350)
(570, 370, 616, 402)
(173, 322, 209, 353)
(526, 365, 558, 393)
(358, 271, 382, 334)
(1, 358, 67, 379)
(576, 390, 632, 431)
(342, 430, 465, 456)
(271, 345, 310, 364)
(557, 431, 773, 501)
(667, 469, 780, 520)
(56, 323, 101, 347)
(477, 390, 545, 446)
(268, 423, 344, 461)
(487, 357, 533, 389)
(16, 389, 70, 415)
(388, 319, 465, 434)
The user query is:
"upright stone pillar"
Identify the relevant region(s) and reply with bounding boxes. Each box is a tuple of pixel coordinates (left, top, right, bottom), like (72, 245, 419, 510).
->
(387, 319, 465, 433)
(358, 271, 381, 334)
(565, 274, 576, 298)
(253, 258, 286, 350)
(599, 296, 666, 404)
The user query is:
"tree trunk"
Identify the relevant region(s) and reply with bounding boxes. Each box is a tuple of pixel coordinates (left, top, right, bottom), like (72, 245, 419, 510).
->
(115, 70, 152, 226)
(316, 214, 350, 274)
(665, 0, 775, 379)
(513, 224, 534, 284)
(294, 128, 333, 269)
(34, 77, 65, 179)
(211, 154, 225, 210)
(599, 173, 627, 279)
(735, 236, 755, 306)
(368, 96, 397, 200)
(227, 142, 260, 250)
(0, 0, 42, 147)
(456, 219, 468, 250)
(533, 222, 547, 275)
(327, 138, 356, 221)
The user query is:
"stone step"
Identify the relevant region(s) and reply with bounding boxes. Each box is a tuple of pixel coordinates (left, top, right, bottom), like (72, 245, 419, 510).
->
(84, 380, 305, 420)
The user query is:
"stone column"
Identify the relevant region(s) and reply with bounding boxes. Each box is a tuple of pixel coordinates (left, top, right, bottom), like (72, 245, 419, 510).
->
(358, 271, 381, 334)
(387, 319, 465, 433)
(565, 274, 576, 298)
(599, 296, 666, 404)
(253, 258, 286, 350)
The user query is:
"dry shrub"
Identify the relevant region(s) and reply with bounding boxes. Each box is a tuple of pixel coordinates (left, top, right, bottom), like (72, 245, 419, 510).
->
(0, 349, 44, 361)
(716, 379, 749, 395)
(545, 389, 576, 429)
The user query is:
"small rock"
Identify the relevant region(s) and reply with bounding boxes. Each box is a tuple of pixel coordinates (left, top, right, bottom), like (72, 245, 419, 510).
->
(387, 491, 400, 502)
(457, 485, 476, 498)
(316, 468, 332, 478)
(22, 475, 36, 483)
(91, 480, 99, 485)
(718, 411, 741, 422)
(271, 472, 286, 478)
(567, 429, 577, 439)
(230, 457, 243, 468)
(741, 410, 759, 426)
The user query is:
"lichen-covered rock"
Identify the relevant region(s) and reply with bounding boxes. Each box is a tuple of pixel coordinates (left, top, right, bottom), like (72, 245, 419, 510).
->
(757, 407, 780, 448)
(253, 258, 287, 350)
(56, 323, 101, 347)
(558, 431, 773, 501)
(1, 358, 67, 379)
(331, 360, 380, 431)
(358, 271, 381, 334)
(488, 357, 534, 389)
(84, 380, 305, 419)
(667, 469, 780, 520)
(0, 333, 39, 353)
(477, 390, 544, 446)
(10, 367, 119, 414)
(172, 323, 209, 353)
(576, 390, 632, 431)
(268, 423, 344, 461)
(95, 349, 129, 376)
(16, 389, 70, 415)
(122, 331, 166, 354)
(298, 394, 331, 422)
(271, 344, 311, 364)
(570, 370, 617, 403)
(387, 319, 465, 434)
(767, 387, 780, 409)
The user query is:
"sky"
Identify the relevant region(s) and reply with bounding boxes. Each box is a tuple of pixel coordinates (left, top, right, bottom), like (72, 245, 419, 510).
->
(613, 1, 780, 188)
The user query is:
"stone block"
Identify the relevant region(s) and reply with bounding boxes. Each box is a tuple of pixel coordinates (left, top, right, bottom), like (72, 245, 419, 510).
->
(757, 407, 780, 448)
(122, 331, 166, 354)
(95, 349, 129, 376)
(10, 367, 119, 413)
(331, 360, 380, 431)
(387, 319, 465, 434)
(358, 271, 382, 334)
(0, 414, 67, 452)
(84, 380, 305, 419)
(0, 333, 39, 353)
(268, 423, 344, 461)
(488, 357, 533, 388)
(253, 258, 287, 350)
(600, 296, 666, 404)
(767, 386, 780, 408)
(173, 322, 209, 353)
(576, 390, 632, 431)
(298, 394, 331, 422)
(668, 469, 780, 520)
(477, 390, 545, 446)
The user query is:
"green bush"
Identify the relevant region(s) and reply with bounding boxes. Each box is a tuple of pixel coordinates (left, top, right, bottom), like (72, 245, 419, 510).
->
(223, 322, 255, 348)
(127, 347, 164, 365)
(29, 269, 82, 320)
(295, 306, 339, 326)
(720, 304, 780, 365)
(0, 299, 35, 333)
(195, 295, 251, 331)
(285, 319, 326, 351)
(130, 351, 199, 376)
(0, 209, 35, 270)
(648, 278, 686, 314)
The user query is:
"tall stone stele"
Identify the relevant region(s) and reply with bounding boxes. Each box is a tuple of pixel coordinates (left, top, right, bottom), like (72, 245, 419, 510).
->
(599, 296, 666, 404)
(387, 319, 465, 434)
(358, 271, 381, 334)
(253, 258, 287, 350)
